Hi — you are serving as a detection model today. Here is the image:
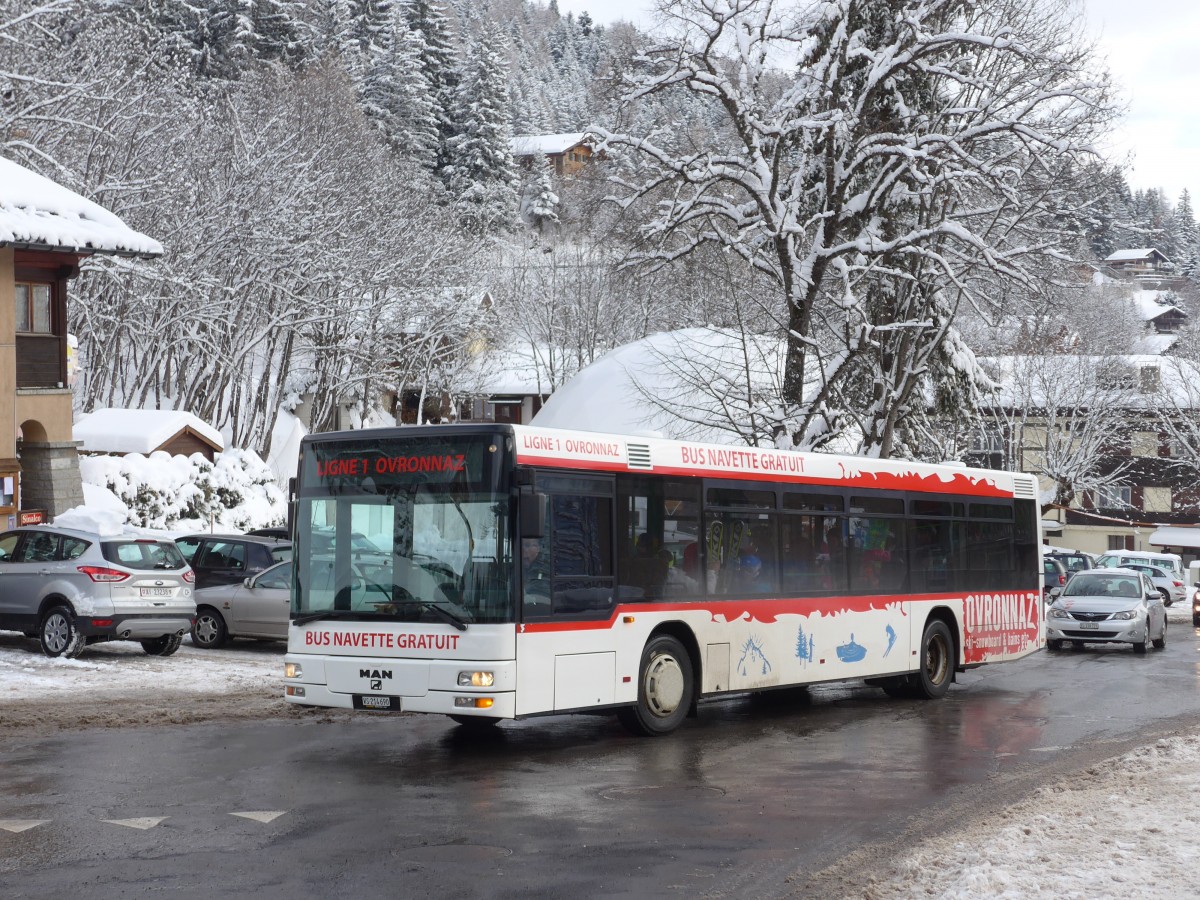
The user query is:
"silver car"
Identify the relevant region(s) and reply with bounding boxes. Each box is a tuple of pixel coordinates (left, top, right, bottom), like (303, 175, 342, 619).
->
(1046, 568, 1167, 653)
(191, 560, 290, 648)
(0, 525, 195, 658)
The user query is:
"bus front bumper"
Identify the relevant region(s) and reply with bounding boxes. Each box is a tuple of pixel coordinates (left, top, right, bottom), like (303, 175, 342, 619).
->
(283, 653, 517, 718)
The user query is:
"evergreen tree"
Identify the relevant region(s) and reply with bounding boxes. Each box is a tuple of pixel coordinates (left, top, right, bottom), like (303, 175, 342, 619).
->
(367, 14, 439, 165)
(239, 0, 307, 66)
(1176, 189, 1200, 284)
(403, 0, 460, 178)
(443, 28, 519, 233)
(521, 156, 560, 236)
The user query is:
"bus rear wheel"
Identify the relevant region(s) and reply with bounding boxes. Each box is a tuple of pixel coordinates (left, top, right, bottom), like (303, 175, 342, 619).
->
(618, 634, 694, 736)
(914, 619, 954, 699)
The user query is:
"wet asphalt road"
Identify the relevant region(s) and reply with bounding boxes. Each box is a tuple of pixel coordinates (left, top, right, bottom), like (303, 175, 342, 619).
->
(3, 626, 1200, 899)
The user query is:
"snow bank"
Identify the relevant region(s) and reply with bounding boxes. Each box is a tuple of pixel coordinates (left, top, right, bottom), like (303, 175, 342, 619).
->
(63, 449, 287, 532)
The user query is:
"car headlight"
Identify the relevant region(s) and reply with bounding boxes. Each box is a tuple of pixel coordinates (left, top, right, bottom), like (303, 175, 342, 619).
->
(1049, 607, 1071, 618)
(1111, 610, 1137, 620)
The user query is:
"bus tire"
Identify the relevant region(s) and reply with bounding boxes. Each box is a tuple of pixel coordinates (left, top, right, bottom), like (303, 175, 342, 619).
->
(914, 618, 954, 699)
(618, 634, 694, 736)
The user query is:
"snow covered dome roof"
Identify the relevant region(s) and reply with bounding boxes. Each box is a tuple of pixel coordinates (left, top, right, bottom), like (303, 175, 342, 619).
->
(74, 408, 223, 456)
(0, 156, 163, 257)
(532, 328, 786, 443)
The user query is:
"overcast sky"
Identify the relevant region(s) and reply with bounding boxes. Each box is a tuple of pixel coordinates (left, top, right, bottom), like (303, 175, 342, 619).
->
(553, 0, 1198, 203)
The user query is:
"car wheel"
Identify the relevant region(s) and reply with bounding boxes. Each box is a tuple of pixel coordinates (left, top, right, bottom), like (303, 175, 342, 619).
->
(1159, 589, 1172, 607)
(39, 605, 85, 659)
(617, 634, 695, 736)
(192, 607, 229, 649)
(1133, 636, 1147, 654)
(1153, 618, 1166, 650)
(1194, 615, 1200, 628)
(141, 634, 183, 657)
(1047, 639, 1063, 651)
(913, 619, 954, 699)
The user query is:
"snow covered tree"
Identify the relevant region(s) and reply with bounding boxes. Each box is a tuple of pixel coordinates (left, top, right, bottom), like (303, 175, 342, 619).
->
(977, 354, 1136, 509)
(351, 6, 439, 164)
(521, 157, 560, 236)
(1173, 190, 1199, 285)
(596, 0, 1119, 457)
(403, 0, 459, 176)
(443, 28, 519, 233)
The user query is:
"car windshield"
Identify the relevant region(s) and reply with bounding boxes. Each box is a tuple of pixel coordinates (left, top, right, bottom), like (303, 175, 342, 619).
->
(1063, 573, 1141, 598)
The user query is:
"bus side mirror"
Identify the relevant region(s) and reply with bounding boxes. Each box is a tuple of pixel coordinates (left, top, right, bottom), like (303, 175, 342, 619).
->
(520, 491, 546, 539)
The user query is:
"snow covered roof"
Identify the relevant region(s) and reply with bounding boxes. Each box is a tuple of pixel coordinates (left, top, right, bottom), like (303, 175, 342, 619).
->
(461, 343, 557, 396)
(1132, 333, 1178, 355)
(1105, 248, 1168, 263)
(1127, 290, 1183, 321)
(74, 409, 223, 455)
(977, 354, 1200, 408)
(1148, 525, 1200, 550)
(0, 156, 163, 257)
(511, 133, 589, 156)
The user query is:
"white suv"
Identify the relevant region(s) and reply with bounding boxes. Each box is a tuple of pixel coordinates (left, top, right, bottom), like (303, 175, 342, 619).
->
(0, 525, 195, 658)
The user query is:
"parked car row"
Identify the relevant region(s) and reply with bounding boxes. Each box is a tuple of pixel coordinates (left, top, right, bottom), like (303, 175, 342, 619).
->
(0, 524, 291, 659)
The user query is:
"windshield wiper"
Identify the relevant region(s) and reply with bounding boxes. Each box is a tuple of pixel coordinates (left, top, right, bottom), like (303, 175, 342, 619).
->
(404, 600, 468, 631)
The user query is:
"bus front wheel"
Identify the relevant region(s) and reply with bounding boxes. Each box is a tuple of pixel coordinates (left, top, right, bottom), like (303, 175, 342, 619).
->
(618, 634, 695, 736)
(914, 619, 954, 699)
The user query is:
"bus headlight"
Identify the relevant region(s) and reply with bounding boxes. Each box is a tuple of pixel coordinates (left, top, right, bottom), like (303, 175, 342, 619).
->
(458, 671, 494, 687)
(285, 663, 303, 679)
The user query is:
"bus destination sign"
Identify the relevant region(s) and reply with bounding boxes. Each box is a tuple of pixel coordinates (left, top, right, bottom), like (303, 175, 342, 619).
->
(303, 435, 500, 490)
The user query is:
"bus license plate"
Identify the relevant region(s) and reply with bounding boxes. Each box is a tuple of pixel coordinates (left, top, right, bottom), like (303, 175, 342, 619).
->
(1079, 622, 1099, 629)
(354, 695, 401, 712)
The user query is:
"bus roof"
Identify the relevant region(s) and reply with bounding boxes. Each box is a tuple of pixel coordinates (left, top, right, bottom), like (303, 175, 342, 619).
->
(301, 424, 1037, 501)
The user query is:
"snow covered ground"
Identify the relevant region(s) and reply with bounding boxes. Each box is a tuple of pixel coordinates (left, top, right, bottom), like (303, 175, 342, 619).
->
(2, 606, 1197, 896)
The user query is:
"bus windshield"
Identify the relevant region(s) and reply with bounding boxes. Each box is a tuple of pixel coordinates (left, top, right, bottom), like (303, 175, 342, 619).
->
(293, 433, 514, 624)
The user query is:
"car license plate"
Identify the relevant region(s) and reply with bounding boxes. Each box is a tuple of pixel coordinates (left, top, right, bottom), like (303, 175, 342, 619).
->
(354, 695, 401, 712)
(1079, 621, 1100, 630)
(140, 587, 173, 597)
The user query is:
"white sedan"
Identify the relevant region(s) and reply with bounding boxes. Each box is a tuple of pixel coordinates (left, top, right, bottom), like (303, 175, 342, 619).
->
(1121, 563, 1186, 607)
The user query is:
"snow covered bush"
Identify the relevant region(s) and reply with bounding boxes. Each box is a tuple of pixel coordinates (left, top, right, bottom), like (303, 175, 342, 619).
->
(78, 449, 287, 532)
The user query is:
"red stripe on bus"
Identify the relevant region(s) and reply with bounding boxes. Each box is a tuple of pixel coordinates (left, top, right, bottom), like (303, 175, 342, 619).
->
(514, 454, 1011, 497)
(518, 593, 965, 633)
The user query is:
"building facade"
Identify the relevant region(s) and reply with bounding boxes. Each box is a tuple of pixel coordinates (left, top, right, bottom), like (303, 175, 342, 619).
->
(0, 156, 161, 520)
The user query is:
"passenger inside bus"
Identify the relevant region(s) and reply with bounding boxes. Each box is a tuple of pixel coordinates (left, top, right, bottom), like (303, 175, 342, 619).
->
(522, 537, 551, 606)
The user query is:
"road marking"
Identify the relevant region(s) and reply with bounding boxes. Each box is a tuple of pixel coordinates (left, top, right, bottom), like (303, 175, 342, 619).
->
(230, 811, 287, 823)
(0, 819, 49, 833)
(103, 817, 168, 830)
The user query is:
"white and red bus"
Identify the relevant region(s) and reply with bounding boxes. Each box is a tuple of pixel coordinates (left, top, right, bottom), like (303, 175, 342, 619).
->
(283, 424, 1043, 734)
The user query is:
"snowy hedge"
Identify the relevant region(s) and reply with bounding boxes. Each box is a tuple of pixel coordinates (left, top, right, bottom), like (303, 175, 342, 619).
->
(77, 449, 287, 532)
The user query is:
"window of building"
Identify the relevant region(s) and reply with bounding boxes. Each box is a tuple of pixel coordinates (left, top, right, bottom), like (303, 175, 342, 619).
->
(1095, 486, 1132, 509)
(15, 282, 53, 333)
(1108, 534, 1133, 551)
